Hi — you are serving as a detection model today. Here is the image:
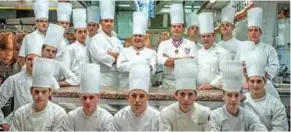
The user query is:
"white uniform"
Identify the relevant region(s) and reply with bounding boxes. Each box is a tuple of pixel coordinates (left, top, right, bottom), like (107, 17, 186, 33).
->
(54, 60, 79, 85)
(209, 105, 268, 131)
(117, 46, 157, 87)
(56, 38, 70, 60)
(62, 41, 90, 79)
(197, 45, 230, 88)
(88, 31, 123, 87)
(0, 70, 33, 125)
(244, 93, 288, 131)
(112, 106, 159, 131)
(264, 80, 280, 99)
(10, 101, 67, 131)
(159, 102, 211, 131)
(18, 30, 44, 57)
(62, 106, 113, 131)
(157, 38, 198, 88)
(217, 37, 241, 60)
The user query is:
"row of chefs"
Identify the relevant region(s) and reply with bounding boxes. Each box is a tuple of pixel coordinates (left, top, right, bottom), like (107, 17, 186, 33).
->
(2, 55, 289, 131)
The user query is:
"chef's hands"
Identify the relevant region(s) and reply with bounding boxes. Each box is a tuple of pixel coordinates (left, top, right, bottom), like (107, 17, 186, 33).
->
(1, 123, 10, 131)
(163, 54, 195, 67)
(199, 84, 214, 90)
(107, 51, 119, 58)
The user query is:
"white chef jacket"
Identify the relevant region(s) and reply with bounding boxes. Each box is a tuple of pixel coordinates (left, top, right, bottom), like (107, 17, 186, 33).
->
(112, 106, 160, 131)
(244, 93, 288, 131)
(88, 30, 123, 87)
(159, 102, 211, 131)
(10, 101, 67, 131)
(235, 41, 280, 80)
(0, 70, 33, 125)
(117, 46, 157, 87)
(209, 105, 268, 131)
(54, 60, 79, 85)
(157, 38, 199, 88)
(19, 30, 45, 57)
(217, 37, 241, 60)
(264, 80, 280, 100)
(62, 106, 113, 131)
(56, 38, 70, 60)
(61, 40, 90, 79)
(197, 44, 231, 88)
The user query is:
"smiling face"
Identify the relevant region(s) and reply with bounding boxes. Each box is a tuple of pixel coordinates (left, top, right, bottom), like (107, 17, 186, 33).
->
(132, 34, 145, 49)
(127, 89, 148, 115)
(175, 89, 196, 113)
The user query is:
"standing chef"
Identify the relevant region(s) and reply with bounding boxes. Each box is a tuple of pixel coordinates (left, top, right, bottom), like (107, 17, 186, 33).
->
(86, 6, 100, 44)
(157, 3, 198, 88)
(185, 12, 202, 50)
(197, 12, 230, 90)
(88, 0, 123, 87)
(117, 11, 156, 87)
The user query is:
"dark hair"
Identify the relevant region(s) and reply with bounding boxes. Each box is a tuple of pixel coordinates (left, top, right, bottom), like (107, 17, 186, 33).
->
(42, 44, 58, 53)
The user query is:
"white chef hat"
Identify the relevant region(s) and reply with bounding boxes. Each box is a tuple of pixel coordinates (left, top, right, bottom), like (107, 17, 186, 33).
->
(221, 60, 243, 92)
(129, 62, 151, 93)
(245, 49, 267, 77)
(133, 11, 148, 35)
(186, 12, 199, 30)
(247, 7, 263, 29)
(32, 57, 56, 88)
(57, 2, 72, 22)
(80, 63, 100, 94)
(221, 5, 236, 24)
(100, 0, 115, 20)
(198, 12, 214, 34)
(25, 37, 42, 56)
(73, 8, 87, 29)
(237, 41, 255, 61)
(87, 6, 100, 24)
(33, 0, 49, 20)
(170, 3, 184, 25)
(174, 58, 198, 91)
(44, 24, 65, 49)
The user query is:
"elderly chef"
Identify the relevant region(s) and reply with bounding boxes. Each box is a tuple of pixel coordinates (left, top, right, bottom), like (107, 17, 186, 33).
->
(112, 62, 159, 131)
(197, 12, 230, 90)
(117, 11, 157, 87)
(0, 36, 43, 131)
(209, 60, 268, 131)
(244, 51, 288, 131)
(217, 5, 242, 60)
(85, 6, 100, 44)
(185, 12, 202, 50)
(157, 3, 198, 88)
(62, 8, 90, 80)
(236, 7, 279, 81)
(88, 1, 123, 87)
(18, 0, 49, 67)
(159, 58, 211, 131)
(62, 63, 113, 131)
(10, 58, 67, 131)
(56, 2, 72, 59)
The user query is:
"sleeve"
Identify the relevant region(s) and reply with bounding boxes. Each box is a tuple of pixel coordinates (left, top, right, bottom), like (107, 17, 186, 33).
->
(61, 48, 73, 69)
(248, 110, 268, 131)
(0, 77, 15, 124)
(157, 42, 169, 66)
(150, 52, 157, 75)
(189, 43, 199, 58)
(208, 111, 220, 131)
(52, 108, 67, 131)
(58, 62, 80, 85)
(18, 35, 28, 57)
(270, 101, 288, 131)
(101, 112, 114, 131)
(265, 47, 279, 80)
(202, 107, 213, 131)
(158, 109, 172, 131)
(9, 109, 23, 131)
(116, 49, 131, 72)
(153, 112, 160, 131)
(111, 115, 121, 131)
(62, 112, 75, 131)
(89, 37, 115, 68)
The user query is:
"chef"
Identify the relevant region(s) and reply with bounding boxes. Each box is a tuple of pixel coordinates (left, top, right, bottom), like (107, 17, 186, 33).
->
(159, 58, 211, 131)
(62, 8, 90, 80)
(236, 7, 279, 80)
(10, 58, 67, 131)
(88, 1, 123, 87)
(209, 60, 267, 131)
(18, 0, 49, 67)
(197, 12, 230, 90)
(157, 3, 198, 88)
(86, 6, 100, 44)
(62, 63, 113, 131)
(117, 11, 157, 87)
(0, 37, 42, 131)
(217, 5, 242, 60)
(112, 62, 159, 131)
(56, 1, 72, 59)
(243, 51, 288, 131)
(185, 12, 202, 50)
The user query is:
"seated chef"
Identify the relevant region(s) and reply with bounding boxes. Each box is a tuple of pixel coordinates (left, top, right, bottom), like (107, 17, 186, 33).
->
(10, 58, 67, 131)
(159, 58, 211, 131)
(112, 62, 160, 131)
(62, 63, 113, 131)
(209, 60, 267, 131)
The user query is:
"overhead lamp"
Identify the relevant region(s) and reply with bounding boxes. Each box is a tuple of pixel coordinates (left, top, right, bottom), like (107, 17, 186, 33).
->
(118, 4, 131, 7)
(210, 0, 216, 3)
